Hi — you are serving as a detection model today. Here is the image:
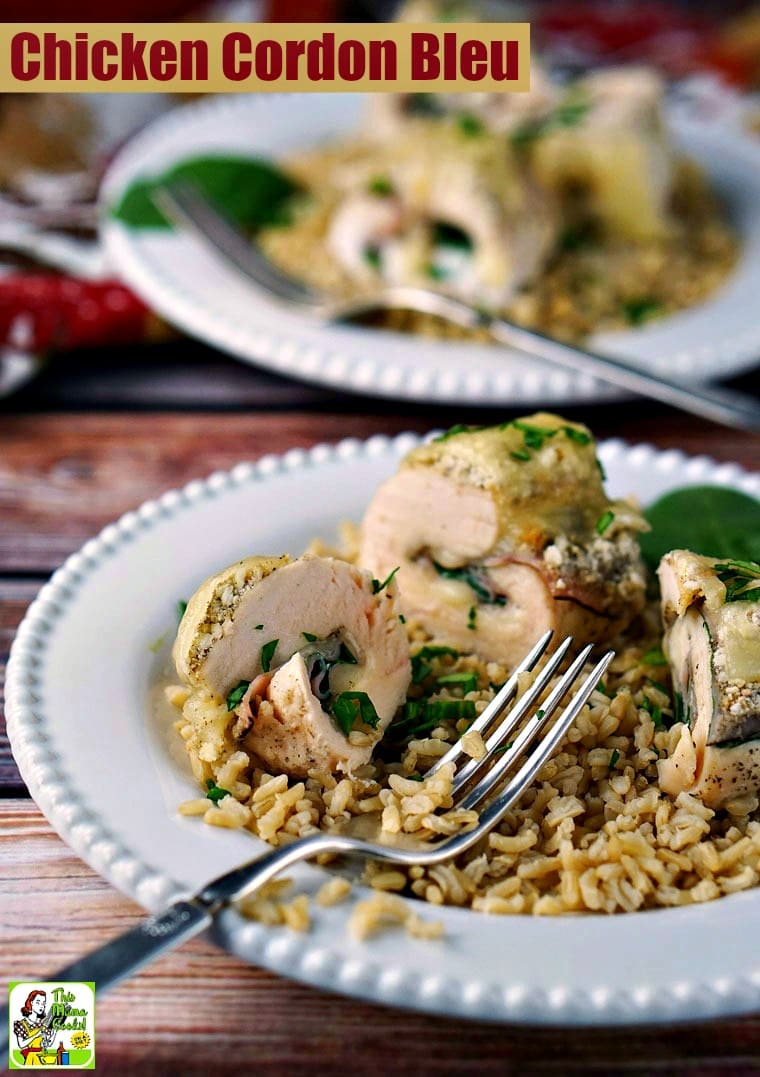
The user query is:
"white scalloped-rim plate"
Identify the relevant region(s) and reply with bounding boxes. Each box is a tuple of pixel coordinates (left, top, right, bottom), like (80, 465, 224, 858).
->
(100, 93, 760, 406)
(6, 434, 760, 1026)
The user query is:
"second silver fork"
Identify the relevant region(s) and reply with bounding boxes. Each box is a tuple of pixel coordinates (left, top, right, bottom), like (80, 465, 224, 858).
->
(153, 179, 760, 433)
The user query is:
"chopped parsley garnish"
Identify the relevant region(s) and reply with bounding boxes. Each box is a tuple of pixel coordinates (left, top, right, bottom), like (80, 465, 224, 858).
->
(260, 638, 278, 673)
(596, 457, 607, 481)
(714, 559, 760, 603)
(510, 449, 532, 462)
(433, 423, 473, 443)
(332, 691, 380, 736)
(399, 614, 406, 624)
(226, 680, 250, 712)
(411, 644, 459, 685)
(425, 263, 447, 281)
(363, 244, 382, 270)
(467, 606, 477, 631)
(206, 779, 231, 804)
(406, 772, 424, 781)
(511, 95, 590, 146)
(177, 599, 188, 622)
(558, 225, 595, 252)
(432, 561, 506, 606)
(642, 697, 663, 729)
(457, 112, 484, 136)
(563, 426, 592, 445)
(609, 748, 620, 771)
(390, 697, 476, 739)
(437, 671, 477, 694)
(622, 296, 662, 326)
(642, 647, 666, 666)
(302, 631, 318, 642)
(369, 175, 393, 197)
(596, 680, 611, 697)
(255, 624, 264, 630)
(535, 709, 545, 720)
(494, 740, 514, 755)
(372, 567, 400, 594)
(596, 510, 614, 535)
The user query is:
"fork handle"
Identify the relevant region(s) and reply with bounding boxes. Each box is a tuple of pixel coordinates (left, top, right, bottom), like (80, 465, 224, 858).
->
(485, 315, 760, 432)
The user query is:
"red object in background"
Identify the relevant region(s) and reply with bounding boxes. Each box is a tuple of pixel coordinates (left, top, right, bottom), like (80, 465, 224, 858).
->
(0, 275, 155, 354)
(0, 1, 198, 17)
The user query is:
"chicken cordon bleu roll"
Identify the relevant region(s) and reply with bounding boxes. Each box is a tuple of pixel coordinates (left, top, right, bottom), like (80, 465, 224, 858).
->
(174, 554, 410, 778)
(359, 414, 648, 666)
(657, 550, 760, 806)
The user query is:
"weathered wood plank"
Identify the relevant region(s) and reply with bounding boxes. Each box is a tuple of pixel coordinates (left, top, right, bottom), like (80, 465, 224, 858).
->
(1, 410, 757, 574)
(0, 581, 41, 790)
(1, 802, 759, 1075)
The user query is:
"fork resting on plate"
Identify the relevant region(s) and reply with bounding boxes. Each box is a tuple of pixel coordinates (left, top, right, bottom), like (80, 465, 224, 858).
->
(0, 629, 611, 1054)
(153, 180, 760, 433)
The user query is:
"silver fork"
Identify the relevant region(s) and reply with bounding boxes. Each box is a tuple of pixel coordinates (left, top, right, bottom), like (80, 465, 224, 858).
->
(153, 180, 760, 433)
(0, 631, 611, 1042)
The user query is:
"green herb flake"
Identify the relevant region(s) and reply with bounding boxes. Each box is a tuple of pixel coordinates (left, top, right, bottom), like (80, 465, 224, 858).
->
(260, 638, 279, 673)
(596, 680, 611, 697)
(596, 510, 614, 535)
(226, 680, 250, 712)
(332, 691, 380, 736)
(399, 614, 407, 624)
(369, 175, 393, 197)
(177, 599, 188, 623)
(642, 697, 663, 729)
(372, 567, 400, 594)
(206, 779, 231, 804)
(339, 643, 358, 665)
(714, 559, 760, 603)
(437, 671, 478, 694)
(255, 624, 264, 630)
(596, 457, 607, 481)
(302, 631, 318, 642)
(406, 773, 424, 781)
(563, 426, 592, 445)
(622, 296, 662, 326)
(457, 112, 484, 137)
(535, 709, 545, 720)
(510, 449, 532, 462)
(494, 740, 515, 755)
(467, 606, 477, 631)
(425, 262, 447, 281)
(609, 748, 620, 771)
(642, 647, 666, 666)
(363, 244, 382, 270)
(433, 423, 473, 443)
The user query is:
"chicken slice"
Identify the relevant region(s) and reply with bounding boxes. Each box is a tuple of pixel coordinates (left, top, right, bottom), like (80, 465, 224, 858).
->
(325, 120, 558, 308)
(359, 414, 648, 666)
(174, 554, 410, 777)
(657, 550, 760, 806)
(529, 66, 673, 241)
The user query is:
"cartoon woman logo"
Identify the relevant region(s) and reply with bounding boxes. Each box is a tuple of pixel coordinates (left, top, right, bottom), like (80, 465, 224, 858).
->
(12, 991, 57, 1066)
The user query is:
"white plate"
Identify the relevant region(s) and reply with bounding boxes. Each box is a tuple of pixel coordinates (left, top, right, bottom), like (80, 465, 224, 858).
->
(100, 93, 760, 407)
(6, 434, 760, 1025)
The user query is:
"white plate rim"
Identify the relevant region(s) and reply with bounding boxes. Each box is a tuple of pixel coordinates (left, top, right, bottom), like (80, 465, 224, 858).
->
(99, 92, 760, 408)
(6, 433, 760, 1027)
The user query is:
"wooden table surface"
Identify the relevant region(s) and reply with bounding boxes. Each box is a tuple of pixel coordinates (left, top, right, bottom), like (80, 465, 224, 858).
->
(2, 340, 759, 1074)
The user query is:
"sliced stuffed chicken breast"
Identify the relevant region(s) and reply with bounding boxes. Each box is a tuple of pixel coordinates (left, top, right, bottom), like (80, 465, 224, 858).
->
(359, 414, 647, 666)
(657, 550, 760, 806)
(174, 554, 410, 778)
(325, 120, 558, 308)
